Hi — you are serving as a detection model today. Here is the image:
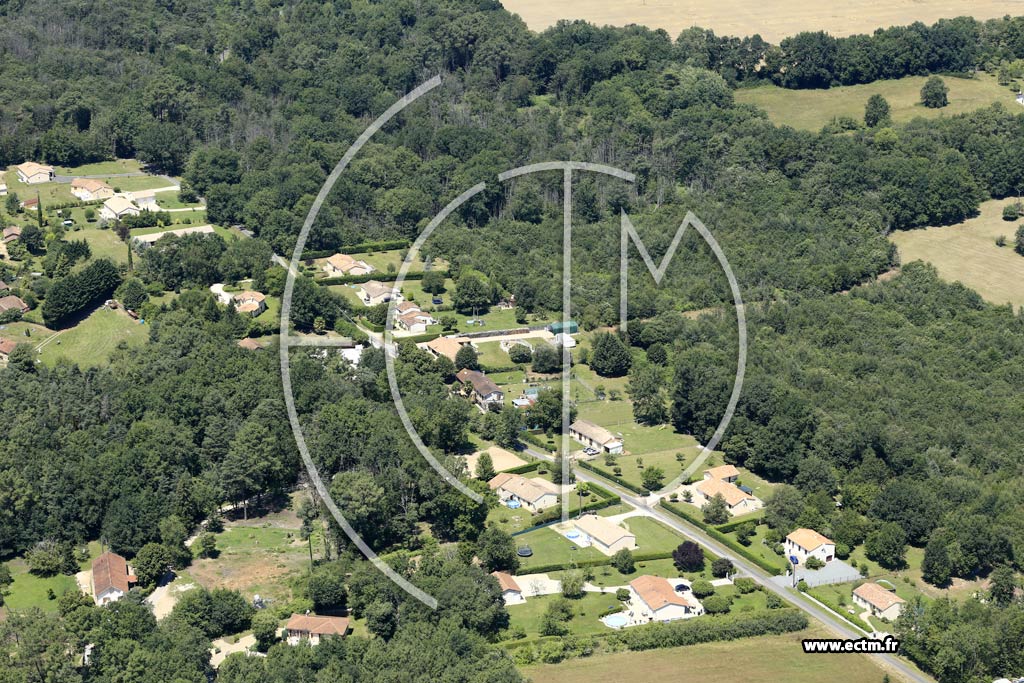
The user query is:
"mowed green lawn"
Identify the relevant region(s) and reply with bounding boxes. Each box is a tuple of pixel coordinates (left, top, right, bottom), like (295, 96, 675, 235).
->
(74, 227, 130, 264)
(37, 308, 149, 366)
(1, 558, 80, 614)
(735, 73, 1014, 130)
(514, 516, 685, 569)
(891, 198, 1024, 310)
(53, 159, 143, 176)
(505, 592, 622, 637)
(521, 628, 901, 683)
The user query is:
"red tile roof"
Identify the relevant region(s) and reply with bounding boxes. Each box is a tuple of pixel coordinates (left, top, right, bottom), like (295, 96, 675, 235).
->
(92, 551, 132, 597)
(285, 613, 350, 636)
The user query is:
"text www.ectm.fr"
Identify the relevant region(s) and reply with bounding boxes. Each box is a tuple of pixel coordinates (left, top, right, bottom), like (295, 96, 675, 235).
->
(802, 637, 900, 654)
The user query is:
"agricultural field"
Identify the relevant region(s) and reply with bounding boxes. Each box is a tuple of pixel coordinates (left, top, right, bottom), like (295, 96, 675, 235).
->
(499, 0, 1014, 45)
(735, 73, 1014, 131)
(890, 198, 1024, 310)
(520, 627, 901, 683)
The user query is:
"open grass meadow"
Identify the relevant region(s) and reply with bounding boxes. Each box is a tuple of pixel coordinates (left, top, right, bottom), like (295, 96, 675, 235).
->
(520, 627, 904, 683)
(735, 73, 1015, 130)
(52, 159, 144, 176)
(1, 558, 80, 614)
(890, 198, 1024, 310)
(36, 308, 149, 366)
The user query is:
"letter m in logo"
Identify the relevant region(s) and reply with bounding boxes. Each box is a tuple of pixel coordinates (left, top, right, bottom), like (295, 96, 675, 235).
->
(619, 210, 703, 331)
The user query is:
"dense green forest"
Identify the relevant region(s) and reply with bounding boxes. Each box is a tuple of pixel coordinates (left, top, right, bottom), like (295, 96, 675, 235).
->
(1, 1, 1024, 682)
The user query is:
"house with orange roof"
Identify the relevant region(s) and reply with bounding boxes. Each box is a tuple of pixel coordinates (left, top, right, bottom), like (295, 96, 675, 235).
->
(0, 338, 18, 361)
(323, 253, 374, 276)
(694, 477, 760, 515)
(703, 464, 740, 483)
(91, 551, 136, 605)
(785, 528, 836, 565)
(629, 575, 703, 622)
(572, 514, 636, 556)
(284, 613, 350, 645)
(488, 472, 559, 512)
(491, 571, 524, 605)
(422, 335, 470, 362)
(232, 290, 267, 317)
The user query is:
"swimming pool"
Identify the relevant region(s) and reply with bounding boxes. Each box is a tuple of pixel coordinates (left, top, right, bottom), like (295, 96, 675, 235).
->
(506, 499, 521, 509)
(603, 613, 628, 628)
(565, 530, 581, 539)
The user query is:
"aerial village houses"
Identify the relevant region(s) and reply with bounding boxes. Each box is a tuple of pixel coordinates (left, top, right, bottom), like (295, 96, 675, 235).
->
(357, 280, 396, 306)
(3, 225, 22, 244)
(572, 514, 636, 556)
(130, 189, 159, 210)
(569, 419, 624, 454)
(91, 551, 136, 605)
(423, 335, 470, 362)
(629, 575, 704, 622)
(693, 465, 761, 515)
(394, 302, 435, 333)
(100, 196, 140, 222)
(488, 472, 559, 512)
(455, 368, 504, 411)
(16, 161, 53, 184)
(852, 582, 906, 621)
(323, 253, 374, 276)
(70, 178, 114, 201)
(0, 338, 18, 361)
(233, 290, 267, 317)
(491, 571, 525, 605)
(785, 528, 836, 565)
(0, 295, 29, 313)
(284, 613, 350, 646)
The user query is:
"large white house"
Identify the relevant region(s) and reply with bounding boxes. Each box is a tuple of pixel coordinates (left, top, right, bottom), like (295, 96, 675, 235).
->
(15, 162, 53, 184)
(572, 514, 636, 556)
(630, 575, 704, 622)
(569, 419, 623, 454)
(785, 528, 836, 565)
(488, 473, 559, 513)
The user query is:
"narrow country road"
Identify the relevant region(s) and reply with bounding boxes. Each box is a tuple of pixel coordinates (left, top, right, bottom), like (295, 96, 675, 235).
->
(522, 445, 934, 683)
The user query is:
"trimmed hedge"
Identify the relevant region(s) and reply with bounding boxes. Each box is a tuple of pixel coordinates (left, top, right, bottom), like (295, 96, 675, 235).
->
(805, 591, 873, 633)
(577, 460, 650, 495)
(319, 271, 427, 286)
(610, 608, 808, 651)
(479, 364, 523, 374)
(520, 550, 674, 575)
(522, 432, 556, 453)
(503, 461, 541, 475)
(715, 514, 765, 534)
(659, 501, 785, 575)
(302, 240, 411, 259)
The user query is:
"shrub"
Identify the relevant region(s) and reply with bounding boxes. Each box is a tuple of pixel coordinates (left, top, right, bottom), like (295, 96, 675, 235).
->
(1002, 204, 1019, 221)
(805, 556, 825, 570)
(711, 557, 734, 578)
(673, 542, 705, 573)
(611, 548, 635, 574)
(702, 594, 732, 614)
(616, 588, 631, 601)
(734, 577, 757, 594)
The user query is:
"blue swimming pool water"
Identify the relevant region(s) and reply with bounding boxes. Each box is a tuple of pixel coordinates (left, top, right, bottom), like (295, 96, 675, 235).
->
(566, 530, 581, 539)
(506, 500, 521, 509)
(604, 613, 628, 628)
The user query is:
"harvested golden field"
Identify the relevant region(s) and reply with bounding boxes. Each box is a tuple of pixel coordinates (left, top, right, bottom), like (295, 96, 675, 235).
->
(735, 74, 1015, 130)
(891, 198, 1024, 310)
(500, 0, 1022, 43)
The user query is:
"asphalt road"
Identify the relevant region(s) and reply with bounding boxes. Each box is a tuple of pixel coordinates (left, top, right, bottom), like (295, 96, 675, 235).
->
(524, 446, 934, 683)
